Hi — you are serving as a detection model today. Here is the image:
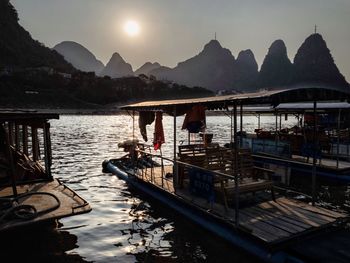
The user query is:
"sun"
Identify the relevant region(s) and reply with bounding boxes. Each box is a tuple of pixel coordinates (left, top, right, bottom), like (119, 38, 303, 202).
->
(124, 20, 140, 37)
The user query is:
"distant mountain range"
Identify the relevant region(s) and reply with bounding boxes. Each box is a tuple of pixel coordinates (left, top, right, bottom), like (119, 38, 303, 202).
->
(0, 1, 214, 109)
(2, 0, 348, 94)
(53, 34, 349, 93)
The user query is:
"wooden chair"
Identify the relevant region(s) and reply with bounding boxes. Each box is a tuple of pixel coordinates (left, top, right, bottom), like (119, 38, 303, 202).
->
(209, 147, 275, 205)
(178, 144, 207, 188)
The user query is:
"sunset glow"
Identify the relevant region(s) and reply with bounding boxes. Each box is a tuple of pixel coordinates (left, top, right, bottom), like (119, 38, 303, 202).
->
(123, 20, 140, 37)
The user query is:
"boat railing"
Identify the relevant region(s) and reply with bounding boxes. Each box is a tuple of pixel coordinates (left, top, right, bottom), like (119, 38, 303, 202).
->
(134, 147, 276, 221)
(134, 148, 239, 194)
(134, 149, 174, 190)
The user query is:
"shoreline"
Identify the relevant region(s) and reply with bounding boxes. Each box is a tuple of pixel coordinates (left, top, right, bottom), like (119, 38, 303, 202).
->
(0, 108, 238, 116)
(0, 107, 125, 115)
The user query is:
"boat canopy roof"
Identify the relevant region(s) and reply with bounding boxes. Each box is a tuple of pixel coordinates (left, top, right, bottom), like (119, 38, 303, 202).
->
(276, 102, 350, 111)
(120, 86, 350, 113)
(0, 110, 59, 122)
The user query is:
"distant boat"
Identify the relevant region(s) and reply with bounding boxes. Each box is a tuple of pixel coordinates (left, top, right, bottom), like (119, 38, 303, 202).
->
(0, 111, 91, 232)
(103, 87, 350, 262)
(237, 101, 350, 184)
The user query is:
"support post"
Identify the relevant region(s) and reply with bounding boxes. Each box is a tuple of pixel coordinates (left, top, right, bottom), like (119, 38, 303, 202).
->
(275, 110, 278, 141)
(32, 127, 38, 161)
(240, 104, 243, 147)
(3, 124, 17, 197)
(132, 110, 135, 140)
(275, 110, 278, 151)
(8, 122, 14, 146)
(312, 101, 317, 206)
(173, 107, 178, 189)
(230, 109, 233, 143)
(43, 122, 52, 178)
(15, 123, 20, 151)
(22, 125, 28, 155)
(279, 114, 282, 131)
(233, 103, 239, 226)
(336, 109, 341, 169)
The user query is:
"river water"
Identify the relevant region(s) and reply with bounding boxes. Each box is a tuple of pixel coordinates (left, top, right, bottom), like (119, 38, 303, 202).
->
(3, 114, 329, 262)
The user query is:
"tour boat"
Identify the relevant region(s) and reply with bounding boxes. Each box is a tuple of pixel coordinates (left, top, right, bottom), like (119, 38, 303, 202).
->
(103, 87, 350, 262)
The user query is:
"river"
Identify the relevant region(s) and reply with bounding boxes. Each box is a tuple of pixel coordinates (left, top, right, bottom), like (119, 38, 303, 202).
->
(1, 114, 326, 262)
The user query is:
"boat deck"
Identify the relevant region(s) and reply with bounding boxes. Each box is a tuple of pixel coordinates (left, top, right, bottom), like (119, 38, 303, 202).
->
(135, 165, 348, 245)
(257, 152, 350, 171)
(292, 154, 350, 170)
(0, 179, 91, 232)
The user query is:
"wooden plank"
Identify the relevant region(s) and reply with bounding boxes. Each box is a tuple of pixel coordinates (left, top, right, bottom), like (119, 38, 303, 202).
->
(277, 197, 347, 219)
(267, 200, 333, 226)
(250, 205, 312, 230)
(243, 206, 307, 233)
(238, 210, 292, 242)
(240, 208, 298, 234)
(176, 189, 278, 242)
(258, 201, 322, 227)
(275, 199, 336, 224)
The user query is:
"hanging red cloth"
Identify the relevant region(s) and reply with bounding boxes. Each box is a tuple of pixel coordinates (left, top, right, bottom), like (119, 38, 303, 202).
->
(182, 104, 206, 133)
(153, 112, 165, 150)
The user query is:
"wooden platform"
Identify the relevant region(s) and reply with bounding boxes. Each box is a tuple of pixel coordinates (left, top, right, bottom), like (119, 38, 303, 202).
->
(0, 179, 91, 232)
(134, 165, 348, 245)
(135, 165, 175, 193)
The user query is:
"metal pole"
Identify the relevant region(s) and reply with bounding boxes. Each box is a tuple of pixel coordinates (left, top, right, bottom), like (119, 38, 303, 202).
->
(275, 110, 278, 152)
(233, 103, 239, 226)
(132, 110, 135, 140)
(160, 147, 164, 188)
(275, 110, 278, 140)
(312, 101, 317, 206)
(230, 109, 233, 144)
(173, 107, 178, 189)
(240, 104, 243, 147)
(279, 114, 282, 131)
(43, 122, 52, 178)
(258, 114, 261, 130)
(337, 109, 341, 169)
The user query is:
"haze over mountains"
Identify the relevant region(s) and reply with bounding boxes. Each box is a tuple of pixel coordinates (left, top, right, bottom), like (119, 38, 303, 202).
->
(54, 34, 349, 93)
(2, 0, 348, 94)
(1, 0, 212, 110)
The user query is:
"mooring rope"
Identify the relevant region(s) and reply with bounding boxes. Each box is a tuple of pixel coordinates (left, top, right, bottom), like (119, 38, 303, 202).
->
(0, 192, 61, 224)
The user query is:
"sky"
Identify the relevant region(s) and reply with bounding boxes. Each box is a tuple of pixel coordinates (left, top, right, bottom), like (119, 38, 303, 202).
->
(11, 0, 350, 81)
